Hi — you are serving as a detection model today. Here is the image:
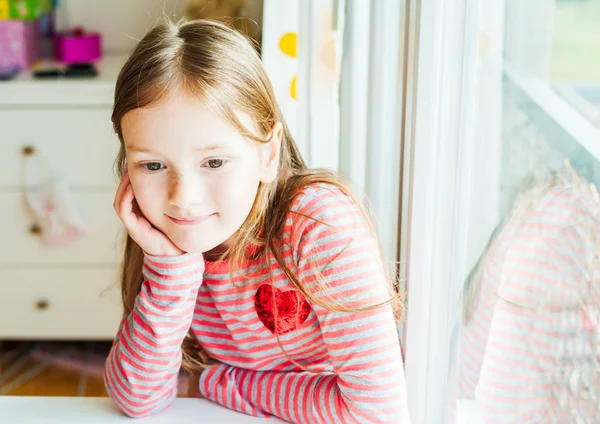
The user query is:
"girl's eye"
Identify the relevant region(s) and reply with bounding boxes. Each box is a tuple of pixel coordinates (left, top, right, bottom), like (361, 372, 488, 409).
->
(143, 162, 165, 172)
(205, 159, 225, 169)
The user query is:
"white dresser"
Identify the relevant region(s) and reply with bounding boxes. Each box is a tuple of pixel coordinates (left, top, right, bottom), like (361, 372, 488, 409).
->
(0, 56, 126, 340)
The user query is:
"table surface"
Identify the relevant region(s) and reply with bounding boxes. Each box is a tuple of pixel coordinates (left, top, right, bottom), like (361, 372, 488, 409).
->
(456, 399, 483, 424)
(0, 396, 287, 423)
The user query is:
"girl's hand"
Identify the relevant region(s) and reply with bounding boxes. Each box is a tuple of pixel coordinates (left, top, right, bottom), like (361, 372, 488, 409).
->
(114, 171, 184, 257)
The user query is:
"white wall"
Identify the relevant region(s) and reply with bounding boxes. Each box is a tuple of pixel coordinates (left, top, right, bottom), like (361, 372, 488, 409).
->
(56, 0, 263, 54)
(56, 0, 186, 53)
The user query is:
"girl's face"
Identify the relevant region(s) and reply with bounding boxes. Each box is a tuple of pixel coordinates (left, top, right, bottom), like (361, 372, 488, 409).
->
(121, 88, 281, 254)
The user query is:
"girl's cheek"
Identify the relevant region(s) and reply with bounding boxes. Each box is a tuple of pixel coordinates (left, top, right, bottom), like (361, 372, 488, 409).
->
(129, 168, 156, 188)
(127, 171, 143, 195)
(129, 174, 165, 207)
(209, 171, 239, 199)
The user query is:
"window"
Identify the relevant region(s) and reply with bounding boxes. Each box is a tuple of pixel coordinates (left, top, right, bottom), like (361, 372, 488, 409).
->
(403, 0, 600, 422)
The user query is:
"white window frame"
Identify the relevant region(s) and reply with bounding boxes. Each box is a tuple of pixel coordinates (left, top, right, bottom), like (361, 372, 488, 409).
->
(402, 0, 478, 421)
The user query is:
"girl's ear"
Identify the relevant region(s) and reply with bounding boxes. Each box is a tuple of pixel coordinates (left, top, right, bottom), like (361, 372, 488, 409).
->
(260, 122, 283, 184)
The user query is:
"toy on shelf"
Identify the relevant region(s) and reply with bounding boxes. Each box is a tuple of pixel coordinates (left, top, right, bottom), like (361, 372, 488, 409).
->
(0, 0, 57, 75)
(0, 18, 41, 70)
(1, 0, 52, 20)
(0, 66, 19, 80)
(0, 0, 9, 20)
(31, 62, 98, 79)
(54, 26, 102, 64)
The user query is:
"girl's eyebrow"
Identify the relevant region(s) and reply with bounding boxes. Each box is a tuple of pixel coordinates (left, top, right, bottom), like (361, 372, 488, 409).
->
(126, 144, 226, 154)
(192, 144, 228, 153)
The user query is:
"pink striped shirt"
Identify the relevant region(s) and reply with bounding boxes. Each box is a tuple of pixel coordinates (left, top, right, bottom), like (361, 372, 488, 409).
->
(104, 183, 409, 423)
(450, 181, 600, 422)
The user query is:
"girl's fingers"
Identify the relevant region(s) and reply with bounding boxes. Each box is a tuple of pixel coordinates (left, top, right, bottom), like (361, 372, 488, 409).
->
(113, 172, 130, 211)
(117, 184, 138, 231)
(118, 186, 152, 250)
(119, 184, 155, 243)
(112, 171, 182, 256)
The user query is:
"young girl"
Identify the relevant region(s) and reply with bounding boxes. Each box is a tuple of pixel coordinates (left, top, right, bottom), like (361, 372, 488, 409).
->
(103, 19, 409, 423)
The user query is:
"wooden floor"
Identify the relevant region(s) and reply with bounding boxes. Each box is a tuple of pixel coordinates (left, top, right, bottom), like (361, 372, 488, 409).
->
(0, 341, 108, 397)
(1, 341, 190, 398)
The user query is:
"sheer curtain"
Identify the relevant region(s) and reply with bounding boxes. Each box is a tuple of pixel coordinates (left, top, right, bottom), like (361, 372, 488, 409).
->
(261, 0, 344, 171)
(262, 0, 408, 270)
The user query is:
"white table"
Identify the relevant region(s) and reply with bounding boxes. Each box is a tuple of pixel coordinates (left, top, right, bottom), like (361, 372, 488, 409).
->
(1, 396, 287, 423)
(456, 399, 483, 424)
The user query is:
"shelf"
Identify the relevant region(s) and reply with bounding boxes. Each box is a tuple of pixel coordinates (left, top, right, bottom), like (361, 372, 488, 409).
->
(0, 55, 129, 108)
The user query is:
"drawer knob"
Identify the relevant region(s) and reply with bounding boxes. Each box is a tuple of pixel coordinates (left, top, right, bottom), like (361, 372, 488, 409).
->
(22, 145, 36, 156)
(29, 223, 43, 236)
(35, 299, 50, 311)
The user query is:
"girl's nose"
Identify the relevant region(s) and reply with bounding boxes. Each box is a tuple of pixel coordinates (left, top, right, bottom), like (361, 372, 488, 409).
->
(167, 173, 203, 209)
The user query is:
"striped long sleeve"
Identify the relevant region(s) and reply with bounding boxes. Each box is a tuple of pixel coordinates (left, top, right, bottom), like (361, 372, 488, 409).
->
(197, 186, 409, 423)
(104, 253, 204, 418)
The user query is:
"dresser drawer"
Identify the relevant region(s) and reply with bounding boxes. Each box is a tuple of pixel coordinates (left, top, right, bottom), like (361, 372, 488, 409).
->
(0, 190, 124, 264)
(0, 109, 119, 188)
(0, 267, 123, 339)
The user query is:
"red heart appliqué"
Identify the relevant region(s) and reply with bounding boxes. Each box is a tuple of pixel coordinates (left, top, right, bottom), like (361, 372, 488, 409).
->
(254, 284, 312, 335)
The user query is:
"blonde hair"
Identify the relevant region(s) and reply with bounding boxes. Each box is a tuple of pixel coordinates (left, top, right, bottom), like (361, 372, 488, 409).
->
(112, 18, 404, 375)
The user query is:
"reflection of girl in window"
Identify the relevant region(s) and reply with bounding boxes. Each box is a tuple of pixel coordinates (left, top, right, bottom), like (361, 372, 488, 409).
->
(452, 166, 600, 423)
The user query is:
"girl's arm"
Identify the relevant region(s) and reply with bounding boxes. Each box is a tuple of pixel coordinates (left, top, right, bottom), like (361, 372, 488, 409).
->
(197, 186, 410, 423)
(104, 253, 204, 418)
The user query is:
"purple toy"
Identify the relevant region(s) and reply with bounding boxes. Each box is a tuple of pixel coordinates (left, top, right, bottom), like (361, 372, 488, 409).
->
(0, 19, 41, 70)
(54, 28, 102, 64)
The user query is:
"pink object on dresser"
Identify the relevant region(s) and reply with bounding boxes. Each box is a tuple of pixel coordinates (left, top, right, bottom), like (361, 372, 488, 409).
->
(0, 18, 41, 69)
(54, 31, 102, 64)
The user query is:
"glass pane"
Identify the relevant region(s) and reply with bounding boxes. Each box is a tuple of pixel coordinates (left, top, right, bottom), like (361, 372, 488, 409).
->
(552, 0, 600, 129)
(448, 0, 600, 422)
